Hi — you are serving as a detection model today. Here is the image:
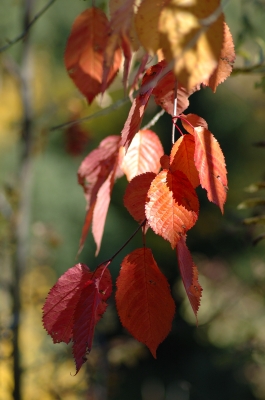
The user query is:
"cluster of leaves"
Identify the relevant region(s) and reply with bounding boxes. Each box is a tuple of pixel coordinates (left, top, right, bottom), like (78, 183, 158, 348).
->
(43, 0, 235, 374)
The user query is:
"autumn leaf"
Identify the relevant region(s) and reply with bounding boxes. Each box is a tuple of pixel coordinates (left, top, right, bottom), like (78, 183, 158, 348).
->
(159, 0, 224, 89)
(116, 247, 175, 357)
(145, 170, 199, 248)
(179, 113, 208, 135)
(135, 0, 167, 55)
(103, 0, 135, 91)
(170, 134, 200, 188)
(64, 8, 122, 104)
(43, 263, 112, 373)
(176, 237, 202, 321)
(120, 129, 164, 181)
(193, 126, 228, 213)
(204, 22, 235, 92)
(78, 136, 122, 254)
(124, 172, 156, 222)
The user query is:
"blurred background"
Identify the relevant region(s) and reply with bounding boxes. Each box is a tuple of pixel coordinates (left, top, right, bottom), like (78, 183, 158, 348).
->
(1, 0, 265, 399)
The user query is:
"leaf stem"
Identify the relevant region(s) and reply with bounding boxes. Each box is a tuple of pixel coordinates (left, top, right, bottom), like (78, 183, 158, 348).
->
(171, 79, 178, 144)
(101, 220, 146, 264)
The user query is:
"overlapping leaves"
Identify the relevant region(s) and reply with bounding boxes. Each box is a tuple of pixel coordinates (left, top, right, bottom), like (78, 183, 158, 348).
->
(43, 0, 234, 374)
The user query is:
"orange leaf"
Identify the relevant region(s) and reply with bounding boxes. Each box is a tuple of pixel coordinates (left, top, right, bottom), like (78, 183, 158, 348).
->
(176, 237, 202, 321)
(194, 127, 228, 213)
(115, 247, 175, 357)
(124, 172, 156, 222)
(120, 130, 164, 181)
(159, 0, 224, 89)
(64, 8, 122, 104)
(145, 170, 199, 248)
(151, 60, 200, 116)
(170, 135, 200, 188)
(204, 22, 235, 92)
(180, 113, 208, 135)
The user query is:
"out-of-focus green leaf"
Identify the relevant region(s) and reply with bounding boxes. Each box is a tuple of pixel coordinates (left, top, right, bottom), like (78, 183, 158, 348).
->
(244, 182, 265, 193)
(237, 198, 265, 209)
(243, 215, 265, 225)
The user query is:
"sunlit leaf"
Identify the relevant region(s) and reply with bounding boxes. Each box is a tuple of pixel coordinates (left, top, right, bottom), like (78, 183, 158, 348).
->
(116, 247, 175, 357)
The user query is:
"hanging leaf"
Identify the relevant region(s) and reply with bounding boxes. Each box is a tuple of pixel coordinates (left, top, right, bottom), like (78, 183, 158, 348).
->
(135, 0, 167, 55)
(103, 0, 135, 91)
(176, 237, 202, 321)
(120, 130, 164, 181)
(193, 126, 228, 213)
(64, 8, 122, 104)
(145, 170, 199, 248)
(180, 113, 208, 135)
(78, 136, 122, 254)
(204, 22, 235, 92)
(170, 135, 200, 188)
(116, 247, 175, 357)
(43, 263, 112, 374)
(159, 0, 224, 89)
(124, 172, 156, 222)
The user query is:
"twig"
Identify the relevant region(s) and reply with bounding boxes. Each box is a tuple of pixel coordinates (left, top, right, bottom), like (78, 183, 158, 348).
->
(142, 109, 165, 130)
(50, 96, 130, 131)
(0, 0, 56, 53)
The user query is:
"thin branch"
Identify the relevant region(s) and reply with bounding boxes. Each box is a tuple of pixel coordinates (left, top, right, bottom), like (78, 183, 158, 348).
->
(0, 0, 56, 53)
(142, 109, 165, 130)
(50, 96, 130, 131)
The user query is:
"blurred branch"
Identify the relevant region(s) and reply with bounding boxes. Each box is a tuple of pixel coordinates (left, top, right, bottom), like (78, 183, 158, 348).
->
(142, 109, 165, 130)
(232, 62, 265, 75)
(0, 0, 56, 53)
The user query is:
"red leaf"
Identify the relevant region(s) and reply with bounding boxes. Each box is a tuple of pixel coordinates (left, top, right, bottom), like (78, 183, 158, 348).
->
(120, 129, 164, 181)
(78, 136, 122, 254)
(121, 91, 153, 151)
(194, 126, 228, 213)
(42, 263, 91, 344)
(180, 113, 208, 135)
(176, 237, 202, 321)
(170, 135, 200, 188)
(204, 22, 235, 92)
(43, 263, 112, 374)
(64, 8, 122, 104)
(116, 248, 175, 357)
(124, 172, 156, 222)
(145, 170, 199, 248)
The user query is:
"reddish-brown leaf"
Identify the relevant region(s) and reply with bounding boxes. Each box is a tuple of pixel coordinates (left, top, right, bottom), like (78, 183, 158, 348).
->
(180, 113, 208, 135)
(204, 22, 235, 92)
(124, 172, 156, 222)
(145, 170, 199, 248)
(121, 91, 153, 151)
(78, 136, 122, 254)
(42, 263, 91, 344)
(170, 135, 200, 188)
(176, 237, 202, 321)
(194, 126, 228, 213)
(64, 8, 122, 104)
(103, 0, 135, 91)
(151, 60, 200, 116)
(43, 263, 112, 374)
(116, 247, 175, 357)
(120, 130, 164, 181)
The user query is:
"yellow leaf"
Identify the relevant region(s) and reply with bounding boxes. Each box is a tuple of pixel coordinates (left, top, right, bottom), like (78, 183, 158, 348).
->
(158, 0, 224, 89)
(135, 0, 168, 55)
